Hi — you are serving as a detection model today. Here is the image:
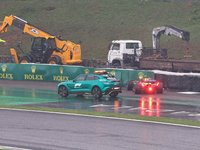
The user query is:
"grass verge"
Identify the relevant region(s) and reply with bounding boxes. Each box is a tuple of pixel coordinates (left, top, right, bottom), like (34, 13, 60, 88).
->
(1, 1, 200, 60)
(1, 105, 200, 127)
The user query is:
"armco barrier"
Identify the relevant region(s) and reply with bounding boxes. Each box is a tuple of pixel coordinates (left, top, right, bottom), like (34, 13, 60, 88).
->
(154, 73, 200, 92)
(0, 63, 154, 87)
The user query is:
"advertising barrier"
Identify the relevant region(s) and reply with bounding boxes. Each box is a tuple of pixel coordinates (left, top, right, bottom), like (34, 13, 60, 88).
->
(0, 63, 154, 86)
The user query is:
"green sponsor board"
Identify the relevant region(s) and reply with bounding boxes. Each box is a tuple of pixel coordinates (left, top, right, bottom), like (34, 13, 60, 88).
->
(0, 63, 17, 80)
(82, 67, 95, 74)
(94, 68, 154, 86)
(127, 70, 154, 86)
(0, 63, 83, 82)
(0, 63, 154, 86)
(20, 64, 48, 81)
(47, 65, 83, 82)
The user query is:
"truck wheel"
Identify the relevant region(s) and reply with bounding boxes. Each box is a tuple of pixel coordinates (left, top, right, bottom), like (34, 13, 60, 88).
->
(157, 83, 163, 94)
(135, 83, 141, 94)
(19, 56, 31, 63)
(92, 87, 102, 99)
(109, 92, 118, 98)
(126, 80, 133, 91)
(113, 63, 120, 67)
(106, 61, 110, 67)
(58, 85, 69, 97)
(48, 57, 61, 64)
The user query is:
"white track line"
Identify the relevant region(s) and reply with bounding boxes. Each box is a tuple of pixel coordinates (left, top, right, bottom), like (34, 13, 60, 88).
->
(178, 92, 200, 94)
(0, 108, 200, 129)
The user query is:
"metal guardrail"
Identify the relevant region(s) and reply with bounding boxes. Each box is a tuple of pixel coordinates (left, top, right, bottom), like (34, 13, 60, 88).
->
(155, 74, 200, 91)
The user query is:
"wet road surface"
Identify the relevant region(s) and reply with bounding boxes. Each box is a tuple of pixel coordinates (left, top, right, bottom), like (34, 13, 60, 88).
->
(1, 80, 200, 149)
(1, 108, 200, 150)
(0, 80, 200, 122)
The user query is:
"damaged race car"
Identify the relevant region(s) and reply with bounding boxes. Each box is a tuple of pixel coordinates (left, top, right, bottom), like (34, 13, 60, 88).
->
(126, 78, 163, 94)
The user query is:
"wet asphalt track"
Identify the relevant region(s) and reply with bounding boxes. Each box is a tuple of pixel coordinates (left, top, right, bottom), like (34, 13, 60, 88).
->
(1, 80, 200, 122)
(1, 108, 200, 150)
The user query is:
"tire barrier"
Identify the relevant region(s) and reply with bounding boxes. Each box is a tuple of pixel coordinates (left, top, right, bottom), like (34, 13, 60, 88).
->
(155, 73, 200, 92)
(0, 55, 15, 63)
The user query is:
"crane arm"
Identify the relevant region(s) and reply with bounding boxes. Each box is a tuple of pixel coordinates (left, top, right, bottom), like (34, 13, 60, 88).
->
(0, 15, 55, 38)
(0, 15, 15, 33)
(0, 15, 70, 49)
(152, 25, 190, 49)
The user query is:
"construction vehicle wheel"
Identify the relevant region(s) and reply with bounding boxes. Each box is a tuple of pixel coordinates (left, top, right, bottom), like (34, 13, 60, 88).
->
(113, 63, 120, 67)
(19, 56, 31, 63)
(48, 57, 60, 64)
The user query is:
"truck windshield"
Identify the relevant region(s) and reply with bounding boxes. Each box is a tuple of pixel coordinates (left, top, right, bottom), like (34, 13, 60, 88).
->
(126, 43, 139, 49)
(112, 43, 120, 50)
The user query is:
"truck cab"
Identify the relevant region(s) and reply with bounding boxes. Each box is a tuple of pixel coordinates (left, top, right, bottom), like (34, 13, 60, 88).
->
(107, 40, 142, 67)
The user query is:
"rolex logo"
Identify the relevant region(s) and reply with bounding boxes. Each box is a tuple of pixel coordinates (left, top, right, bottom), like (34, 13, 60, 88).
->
(59, 67, 63, 75)
(31, 66, 36, 73)
(84, 69, 90, 74)
(1, 64, 7, 72)
(138, 72, 144, 79)
(110, 70, 115, 76)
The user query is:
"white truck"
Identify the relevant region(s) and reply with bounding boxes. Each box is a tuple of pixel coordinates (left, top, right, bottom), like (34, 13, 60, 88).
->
(107, 25, 190, 69)
(107, 40, 142, 68)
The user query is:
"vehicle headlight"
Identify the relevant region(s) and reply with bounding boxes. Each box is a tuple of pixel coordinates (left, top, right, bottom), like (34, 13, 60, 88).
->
(113, 87, 120, 90)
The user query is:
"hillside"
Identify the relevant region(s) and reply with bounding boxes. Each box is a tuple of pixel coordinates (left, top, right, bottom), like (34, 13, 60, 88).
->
(0, 0, 200, 60)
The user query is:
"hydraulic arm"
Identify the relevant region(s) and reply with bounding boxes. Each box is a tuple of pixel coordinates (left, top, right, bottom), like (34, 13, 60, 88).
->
(152, 25, 190, 49)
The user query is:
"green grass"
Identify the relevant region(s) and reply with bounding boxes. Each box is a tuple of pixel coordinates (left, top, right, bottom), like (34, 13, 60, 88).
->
(0, 105, 200, 127)
(1, 0, 200, 60)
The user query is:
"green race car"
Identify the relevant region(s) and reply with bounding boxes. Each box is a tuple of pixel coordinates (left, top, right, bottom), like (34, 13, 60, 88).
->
(57, 71, 122, 99)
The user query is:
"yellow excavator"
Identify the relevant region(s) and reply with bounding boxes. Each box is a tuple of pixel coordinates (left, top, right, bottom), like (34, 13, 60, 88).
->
(0, 15, 82, 65)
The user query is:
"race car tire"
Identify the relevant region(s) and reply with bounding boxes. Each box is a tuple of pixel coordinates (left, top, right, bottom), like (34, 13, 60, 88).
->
(157, 83, 163, 94)
(126, 80, 133, 91)
(58, 85, 69, 97)
(109, 92, 118, 98)
(92, 87, 102, 99)
(135, 83, 141, 94)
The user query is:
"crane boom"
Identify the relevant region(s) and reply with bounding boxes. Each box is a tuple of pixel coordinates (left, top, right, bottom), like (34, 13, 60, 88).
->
(152, 25, 190, 49)
(1, 15, 60, 42)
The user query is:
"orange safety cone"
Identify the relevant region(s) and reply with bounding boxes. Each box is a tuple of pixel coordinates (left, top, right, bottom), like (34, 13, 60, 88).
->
(184, 46, 191, 57)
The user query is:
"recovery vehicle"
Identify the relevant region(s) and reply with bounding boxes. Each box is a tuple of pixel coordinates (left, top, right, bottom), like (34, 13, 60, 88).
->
(0, 15, 82, 65)
(107, 25, 191, 72)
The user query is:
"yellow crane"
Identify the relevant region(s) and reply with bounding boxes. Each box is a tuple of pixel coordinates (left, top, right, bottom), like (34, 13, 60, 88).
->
(0, 15, 82, 65)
